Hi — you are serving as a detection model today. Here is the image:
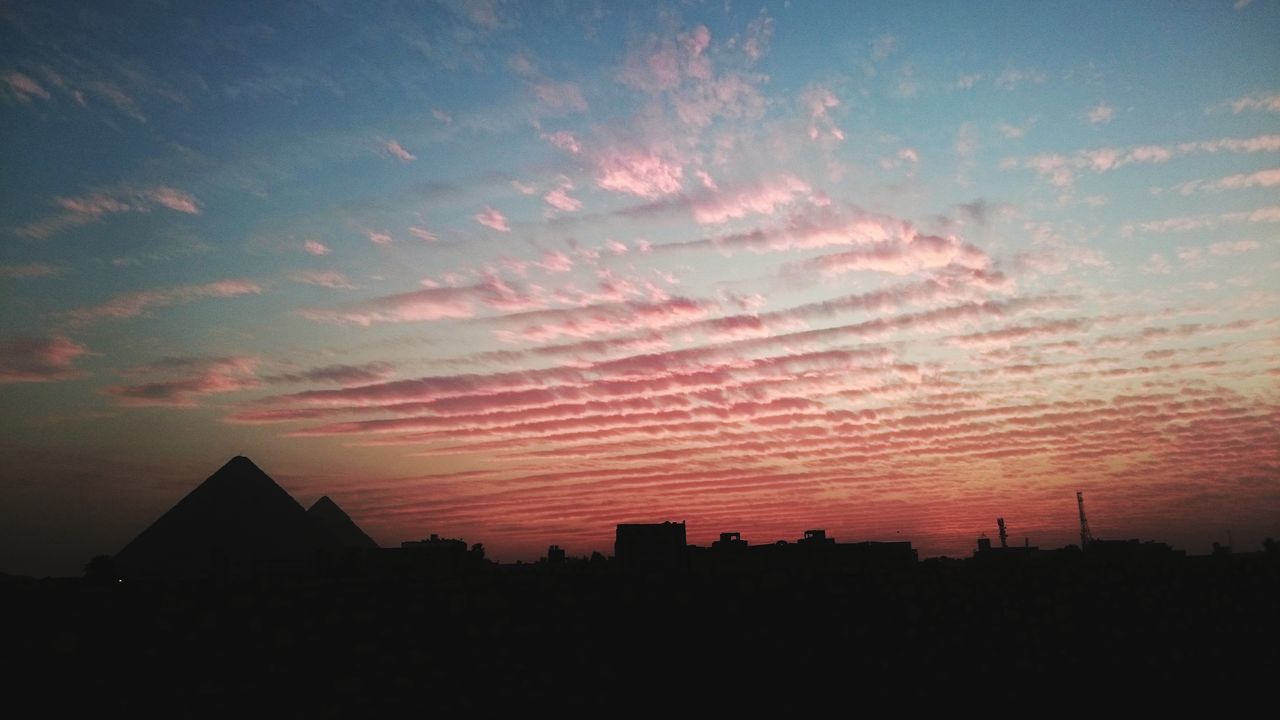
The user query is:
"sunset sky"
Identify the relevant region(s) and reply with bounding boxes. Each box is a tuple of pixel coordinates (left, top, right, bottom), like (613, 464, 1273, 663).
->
(2, 1, 1278, 576)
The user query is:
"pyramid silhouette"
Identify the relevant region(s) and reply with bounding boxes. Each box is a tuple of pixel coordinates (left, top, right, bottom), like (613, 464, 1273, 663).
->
(308, 496, 379, 549)
(115, 456, 342, 579)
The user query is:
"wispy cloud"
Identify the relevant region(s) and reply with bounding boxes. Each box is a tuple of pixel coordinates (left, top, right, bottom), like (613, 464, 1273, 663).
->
(474, 207, 511, 232)
(289, 271, 357, 289)
(69, 280, 262, 324)
(1172, 168, 1280, 195)
(1085, 103, 1114, 125)
(104, 356, 258, 407)
(16, 186, 201, 239)
(382, 138, 417, 162)
(0, 335, 89, 383)
(0, 263, 61, 279)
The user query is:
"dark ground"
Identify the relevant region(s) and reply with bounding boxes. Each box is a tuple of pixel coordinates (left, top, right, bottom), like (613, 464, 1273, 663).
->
(7, 551, 1278, 713)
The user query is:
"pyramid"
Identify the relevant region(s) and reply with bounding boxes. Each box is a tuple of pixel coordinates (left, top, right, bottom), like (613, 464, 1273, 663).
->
(307, 496, 379, 549)
(115, 456, 340, 579)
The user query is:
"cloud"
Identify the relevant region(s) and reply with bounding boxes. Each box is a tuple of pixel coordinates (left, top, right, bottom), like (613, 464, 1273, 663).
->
(544, 178, 583, 212)
(1138, 253, 1172, 275)
(289, 271, 357, 289)
(16, 185, 202, 239)
(104, 357, 259, 407)
(801, 86, 842, 141)
(1121, 205, 1280, 235)
(300, 284, 487, 325)
(532, 82, 587, 113)
(596, 152, 683, 198)
(366, 230, 393, 245)
(689, 175, 811, 225)
(69, 280, 262, 324)
(954, 123, 979, 158)
(0, 263, 60, 278)
(499, 297, 713, 341)
(1173, 168, 1280, 195)
(994, 67, 1047, 90)
(474, 207, 511, 232)
(303, 240, 331, 256)
(145, 187, 201, 214)
(543, 131, 582, 154)
(1085, 103, 1114, 125)
(0, 335, 89, 383)
(1208, 240, 1261, 256)
(997, 123, 1026, 139)
(800, 235, 991, 278)
(432, 108, 453, 124)
(4, 72, 51, 102)
(383, 139, 417, 162)
(1021, 134, 1280, 187)
(1227, 91, 1280, 113)
(409, 227, 439, 242)
(262, 361, 395, 386)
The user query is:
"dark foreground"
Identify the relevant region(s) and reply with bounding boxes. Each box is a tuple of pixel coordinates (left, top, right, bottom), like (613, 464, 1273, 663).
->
(8, 552, 1279, 712)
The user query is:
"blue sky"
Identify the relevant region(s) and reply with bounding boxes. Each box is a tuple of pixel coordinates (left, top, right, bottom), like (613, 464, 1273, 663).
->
(2, 0, 1278, 575)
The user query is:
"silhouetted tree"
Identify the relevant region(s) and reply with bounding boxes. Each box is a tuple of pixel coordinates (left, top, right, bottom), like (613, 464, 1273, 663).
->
(83, 555, 119, 587)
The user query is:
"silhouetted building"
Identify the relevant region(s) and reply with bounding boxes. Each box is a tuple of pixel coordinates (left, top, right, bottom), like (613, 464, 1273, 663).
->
(398, 534, 488, 575)
(615, 521, 687, 570)
(547, 544, 566, 564)
(799, 529, 835, 545)
(712, 532, 748, 549)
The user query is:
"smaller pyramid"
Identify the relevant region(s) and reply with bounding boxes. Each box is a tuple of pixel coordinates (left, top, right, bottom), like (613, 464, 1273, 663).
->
(307, 496, 379, 549)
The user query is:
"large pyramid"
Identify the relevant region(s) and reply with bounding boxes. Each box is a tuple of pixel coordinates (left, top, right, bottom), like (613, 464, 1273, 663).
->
(308, 496, 379, 549)
(115, 456, 347, 579)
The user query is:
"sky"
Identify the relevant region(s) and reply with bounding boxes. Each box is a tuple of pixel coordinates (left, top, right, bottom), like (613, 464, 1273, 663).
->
(2, 0, 1278, 576)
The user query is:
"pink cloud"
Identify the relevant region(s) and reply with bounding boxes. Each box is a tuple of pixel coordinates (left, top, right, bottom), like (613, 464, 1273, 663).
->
(145, 187, 201, 214)
(0, 335, 89, 383)
(803, 235, 991, 277)
(543, 131, 582, 154)
(801, 86, 841, 141)
(69, 280, 262, 323)
(303, 240, 331, 256)
(544, 183, 583, 212)
(537, 251, 574, 273)
(384, 139, 416, 162)
(0, 263, 60, 278)
(4, 72, 51, 102)
(262, 361, 394, 387)
(366, 230, 393, 245)
(17, 186, 203, 238)
(289, 271, 357, 289)
(104, 356, 259, 407)
(1023, 134, 1280, 186)
(301, 284, 483, 325)
(500, 297, 713, 341)
(474, 207, 510, 232)
(409, 227, 439, 242)
(596, 152, 683, 198)
(690, 174, 811, 224)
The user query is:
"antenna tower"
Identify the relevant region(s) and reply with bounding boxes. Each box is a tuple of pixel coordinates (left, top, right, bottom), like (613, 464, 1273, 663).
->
(1076, 491, 1093, 549)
